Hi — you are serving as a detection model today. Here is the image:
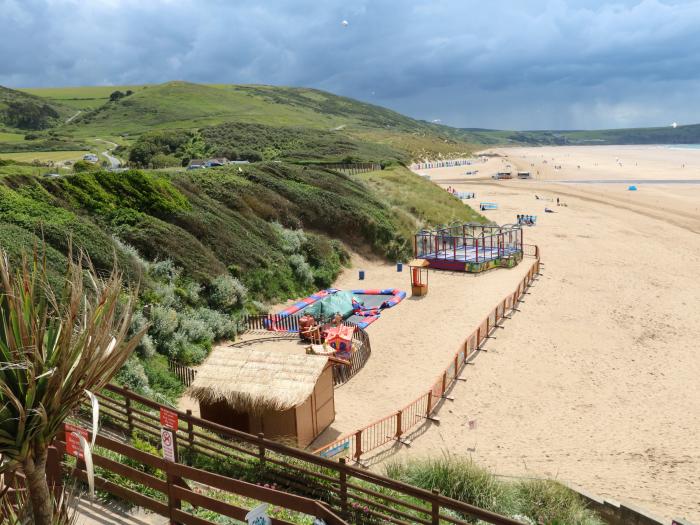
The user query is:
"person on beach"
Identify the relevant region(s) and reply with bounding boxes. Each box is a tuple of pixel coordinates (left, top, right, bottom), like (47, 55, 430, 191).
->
(557, 197, 560, 206)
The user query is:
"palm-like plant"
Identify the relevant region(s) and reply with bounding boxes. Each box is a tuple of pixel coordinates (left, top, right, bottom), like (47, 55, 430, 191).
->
(0, 247, 146, 525)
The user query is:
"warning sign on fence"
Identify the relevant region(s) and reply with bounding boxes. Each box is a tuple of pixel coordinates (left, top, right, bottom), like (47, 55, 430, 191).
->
(161, 428, 176, 462)
(65, 423, 89, 459)
(160, 407, 179, 431)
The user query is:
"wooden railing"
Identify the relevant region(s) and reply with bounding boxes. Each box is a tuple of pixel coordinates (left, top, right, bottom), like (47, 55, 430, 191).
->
(56, 432, 348, 525)
(314, 248, 541, 461)
(78, 384, 525, 524)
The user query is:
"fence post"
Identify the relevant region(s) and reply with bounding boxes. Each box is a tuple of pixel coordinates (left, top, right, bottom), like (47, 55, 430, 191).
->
(165, 432, 181, 525)
(395, 410, 403, 440)
(258, 433, 266, 471)
(441, 372, 447, 396)
(353, 430, 363, 462)
(431, 489, 440, 525)
(426, 391, 433, 417)
(124, 387, 133, 435)
(339, 458, 348, 517)
(186, 409, 194, 463)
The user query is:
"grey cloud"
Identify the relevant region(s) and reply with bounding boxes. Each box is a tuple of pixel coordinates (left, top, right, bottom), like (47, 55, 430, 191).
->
(0, 0, 698, 128)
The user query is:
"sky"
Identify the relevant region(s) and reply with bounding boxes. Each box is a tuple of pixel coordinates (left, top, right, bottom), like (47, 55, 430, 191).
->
(1, 0, 699, 130)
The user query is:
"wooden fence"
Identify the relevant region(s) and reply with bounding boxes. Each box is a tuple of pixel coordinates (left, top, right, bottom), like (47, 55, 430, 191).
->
(77, 384, 524, 524)
(317, 162, 382, 174)
(313, 247, 541, 460)
(55, 432, 348, 525)
(168, 359, 197, 387)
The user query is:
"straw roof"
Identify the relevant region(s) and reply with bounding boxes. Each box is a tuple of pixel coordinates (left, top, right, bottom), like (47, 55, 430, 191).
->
(187, 347, 329, 413)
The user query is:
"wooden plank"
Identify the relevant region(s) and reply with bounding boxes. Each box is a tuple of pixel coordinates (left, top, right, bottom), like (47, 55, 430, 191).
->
(71, 469, 168, 516)
(91, 454, 168, 493)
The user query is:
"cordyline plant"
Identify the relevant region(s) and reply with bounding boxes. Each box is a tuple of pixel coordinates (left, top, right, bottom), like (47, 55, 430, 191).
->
(0, 247, 146, 525)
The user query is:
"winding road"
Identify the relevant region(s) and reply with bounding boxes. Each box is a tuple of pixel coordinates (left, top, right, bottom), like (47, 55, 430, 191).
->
(94, 139, 121, 169)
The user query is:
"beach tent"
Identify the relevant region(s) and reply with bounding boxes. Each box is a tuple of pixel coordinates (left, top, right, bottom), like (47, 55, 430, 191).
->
(628, 185, 638, 191)
(304, 290, 359, 320)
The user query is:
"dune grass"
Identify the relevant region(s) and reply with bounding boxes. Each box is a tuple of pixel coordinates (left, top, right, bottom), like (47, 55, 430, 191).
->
(354, 165, 486, 232)
(385, 456, 603, 525)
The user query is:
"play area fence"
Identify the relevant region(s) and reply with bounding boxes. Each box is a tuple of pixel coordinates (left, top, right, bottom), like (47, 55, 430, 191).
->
(64, 384, 525, 525)
(314, 246, 541, 462)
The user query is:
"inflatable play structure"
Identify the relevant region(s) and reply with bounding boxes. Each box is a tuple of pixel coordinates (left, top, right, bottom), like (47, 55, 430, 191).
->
(480, 202, 498, 210)
(273, 288, 406, 330)
(414, 222, 523, 273)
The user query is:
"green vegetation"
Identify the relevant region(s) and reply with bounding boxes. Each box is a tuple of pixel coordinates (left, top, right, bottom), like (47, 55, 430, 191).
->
(1, 159, 474, 397)
(386, 456, 603, 525)
(0, 85, 70, 131)
(20, 84, 149, 111)
(354, 165, 486, 240)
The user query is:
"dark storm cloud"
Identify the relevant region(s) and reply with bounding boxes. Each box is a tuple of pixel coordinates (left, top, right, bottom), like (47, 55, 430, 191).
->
(1, 0, 699, 129)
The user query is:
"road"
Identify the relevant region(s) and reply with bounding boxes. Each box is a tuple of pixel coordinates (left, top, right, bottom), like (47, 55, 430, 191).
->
(95, 139, 122, 169)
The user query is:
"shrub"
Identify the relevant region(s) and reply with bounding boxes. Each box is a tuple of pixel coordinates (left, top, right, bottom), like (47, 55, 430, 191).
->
(288, 254, 314, 287)
(209, 274, 247, 311)
(515, 480, 602, 525)
(193, 307, 238, 339)
(178, 314, 215, 345)
(73, 160, 99, 173)
(116, 356, 150, 393)
(150, 259, 180, 282)
(149, 305, 178, 343)
(271, 222, 306, 254)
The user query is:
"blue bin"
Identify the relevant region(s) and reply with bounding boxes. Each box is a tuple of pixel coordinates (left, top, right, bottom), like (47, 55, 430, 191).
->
(397, 262, 403, 272)
(359, 270, 365, 280)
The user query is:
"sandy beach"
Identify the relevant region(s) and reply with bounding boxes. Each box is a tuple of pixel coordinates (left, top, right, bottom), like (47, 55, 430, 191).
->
(388, 145, 700, 523)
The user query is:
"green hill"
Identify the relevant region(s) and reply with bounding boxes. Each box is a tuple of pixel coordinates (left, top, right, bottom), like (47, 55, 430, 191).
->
(12, 81, 474, 161)
(0, 85, 72, 131)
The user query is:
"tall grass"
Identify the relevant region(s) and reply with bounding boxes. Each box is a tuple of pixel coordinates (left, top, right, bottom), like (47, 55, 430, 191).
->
(385, 456, 603, 525)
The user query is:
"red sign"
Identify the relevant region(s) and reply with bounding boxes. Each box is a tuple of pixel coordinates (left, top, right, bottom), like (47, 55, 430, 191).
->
(65, 423, 89, 459)
(160, 407, 179, 431)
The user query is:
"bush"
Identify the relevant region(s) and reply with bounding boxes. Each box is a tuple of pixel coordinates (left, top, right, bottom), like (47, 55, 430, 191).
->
(73, 160, 99, 173)
(193, 307, 238, 339)
(116, 356, 150, 392)
(515, 480, 602, 525)
(149, 305, 178, 343)
(288, 254, 314, 287)
(209, 274, 247, 311)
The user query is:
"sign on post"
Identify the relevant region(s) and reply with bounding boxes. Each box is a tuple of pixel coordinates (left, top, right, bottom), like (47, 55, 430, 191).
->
(65, 423, 89, 459)
(160, 407, 179, 431)
(161, 428, 176, 462)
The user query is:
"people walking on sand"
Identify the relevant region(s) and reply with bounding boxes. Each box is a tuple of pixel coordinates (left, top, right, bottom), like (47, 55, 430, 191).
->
(557, 197, 560, 206)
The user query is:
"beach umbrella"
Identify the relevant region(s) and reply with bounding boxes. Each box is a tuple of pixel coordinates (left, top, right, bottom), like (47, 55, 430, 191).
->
(628, 185, 637, 191)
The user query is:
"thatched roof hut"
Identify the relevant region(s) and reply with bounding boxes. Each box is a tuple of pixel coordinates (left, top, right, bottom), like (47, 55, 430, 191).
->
(188, 346, 335, 447)
(189, 347, 329, 413)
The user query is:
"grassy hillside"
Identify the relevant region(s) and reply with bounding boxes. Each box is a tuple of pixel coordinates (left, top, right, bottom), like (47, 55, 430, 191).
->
(0, 85, 72, 131)
(20, 84, 149, 111)
(10, 82, 476, 162)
